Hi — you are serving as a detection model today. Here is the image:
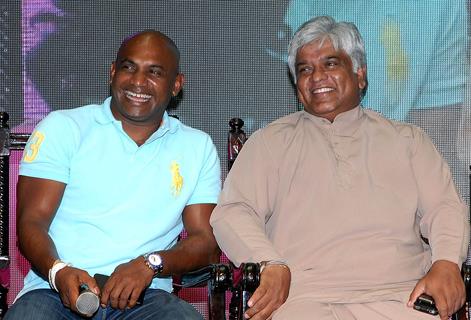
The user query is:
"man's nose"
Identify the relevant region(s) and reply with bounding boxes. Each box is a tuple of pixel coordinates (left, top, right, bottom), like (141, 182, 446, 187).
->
(131, 71, 147, 86)
(310, 67, 327, 82)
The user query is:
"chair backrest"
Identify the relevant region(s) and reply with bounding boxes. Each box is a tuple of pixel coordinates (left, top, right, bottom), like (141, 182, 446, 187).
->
(0, 112, 29, 316)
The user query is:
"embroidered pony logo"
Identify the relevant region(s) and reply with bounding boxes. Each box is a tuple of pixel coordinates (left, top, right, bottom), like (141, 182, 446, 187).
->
(170, 161, 183, 196)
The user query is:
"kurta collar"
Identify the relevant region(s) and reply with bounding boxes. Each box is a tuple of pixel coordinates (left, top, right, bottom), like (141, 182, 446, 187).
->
(302, 105, 364, 135)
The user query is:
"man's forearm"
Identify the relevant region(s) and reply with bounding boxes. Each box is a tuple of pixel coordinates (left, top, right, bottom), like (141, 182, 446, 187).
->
(16, 176, 66, 278)
(152, 232, 220, 277)
(18, 222, 60, 278)
(211, 209, 283, 267)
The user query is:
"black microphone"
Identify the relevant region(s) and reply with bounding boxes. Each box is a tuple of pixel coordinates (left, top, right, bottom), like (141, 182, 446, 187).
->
(76, 283, 100, 317)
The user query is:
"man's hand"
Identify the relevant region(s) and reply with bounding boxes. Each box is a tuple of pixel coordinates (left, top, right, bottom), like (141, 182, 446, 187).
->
(54, 266, 99, 314)
(244, 265, 290, 320)
(100, 257, 154, 310)
(408, 260, 465, 320)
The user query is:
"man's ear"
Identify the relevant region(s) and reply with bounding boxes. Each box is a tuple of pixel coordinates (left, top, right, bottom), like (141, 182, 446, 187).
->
(109, 62, 116, 84)
(172, 73, 185, 96)
(357, 66, 367, 90)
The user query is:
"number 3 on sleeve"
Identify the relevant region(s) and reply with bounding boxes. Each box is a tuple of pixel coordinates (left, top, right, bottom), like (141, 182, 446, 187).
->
(23, 131, 45, 163)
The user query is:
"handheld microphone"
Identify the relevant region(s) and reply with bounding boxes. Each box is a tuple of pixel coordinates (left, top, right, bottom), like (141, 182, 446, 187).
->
(76, 283, 100, 317)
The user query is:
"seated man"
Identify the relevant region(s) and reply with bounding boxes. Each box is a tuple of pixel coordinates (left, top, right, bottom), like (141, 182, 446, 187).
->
(6, 30, 221, 320)
(210, 16, 469, 320)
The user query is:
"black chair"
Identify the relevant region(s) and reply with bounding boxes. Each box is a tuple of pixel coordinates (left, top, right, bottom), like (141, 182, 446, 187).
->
(0, 113, 28, 316)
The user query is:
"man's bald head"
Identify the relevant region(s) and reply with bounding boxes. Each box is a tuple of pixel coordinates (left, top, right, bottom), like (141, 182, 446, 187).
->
(116, 30, 180, 70)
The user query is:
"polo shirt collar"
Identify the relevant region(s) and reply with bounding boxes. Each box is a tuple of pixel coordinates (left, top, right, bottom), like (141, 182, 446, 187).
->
(95, 97, 115, 125)
(95, 97, 178, 142)
(147, 112, 173, 142)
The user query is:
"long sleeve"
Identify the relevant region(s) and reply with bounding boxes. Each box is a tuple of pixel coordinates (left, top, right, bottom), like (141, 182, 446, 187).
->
(210, 130, 285, 266)
(410, 126, 469, 266)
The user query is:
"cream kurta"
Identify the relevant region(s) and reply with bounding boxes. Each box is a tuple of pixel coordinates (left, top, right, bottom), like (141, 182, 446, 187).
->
(211, 107, 469, 307)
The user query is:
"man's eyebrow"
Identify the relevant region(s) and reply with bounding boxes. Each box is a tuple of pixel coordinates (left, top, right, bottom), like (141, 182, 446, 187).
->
(118, 58, 135, 65)
(119, 58, 166, 69)
(324, 55, 340, 60)
(149, 64, 165, 69)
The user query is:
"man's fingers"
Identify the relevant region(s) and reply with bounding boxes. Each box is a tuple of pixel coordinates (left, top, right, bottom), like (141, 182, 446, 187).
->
(84, 278, 100, 296)
(127, 288, 143, 308)
(109, 286, 123, 310)
(433, 294, 449, 320)
(448, 287, 465, 316)
(246, 303, 273, 320)
(245, 285, 288, 319)
(247, 286, 265, 308)
(100, 279, 114, 307)
(55, 268, 96, 312)
(429, 276, 464, 317)
(408, 281, 425, 307)
(117, 285, 134, 310)
(60, 290, 72, 309)
(245, 287, 269, 318)
(455, 282, 466, 311)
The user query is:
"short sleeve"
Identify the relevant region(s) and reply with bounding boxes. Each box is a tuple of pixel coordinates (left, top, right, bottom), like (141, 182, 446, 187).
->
(19, 111, 78, 184)
(187, 134, 221, 205)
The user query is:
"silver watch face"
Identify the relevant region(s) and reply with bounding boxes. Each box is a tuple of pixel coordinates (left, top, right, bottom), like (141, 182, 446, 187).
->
(148, 253, 162, 267)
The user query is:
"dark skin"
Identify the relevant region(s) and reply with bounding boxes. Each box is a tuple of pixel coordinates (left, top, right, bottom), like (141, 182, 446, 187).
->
(109, 31, 184, 145)
(244, 39, 465, 320)
(16, 31, 220, 314)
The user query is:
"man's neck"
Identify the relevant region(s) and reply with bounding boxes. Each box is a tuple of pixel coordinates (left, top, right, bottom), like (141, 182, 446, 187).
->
(121, 120, 162, 146)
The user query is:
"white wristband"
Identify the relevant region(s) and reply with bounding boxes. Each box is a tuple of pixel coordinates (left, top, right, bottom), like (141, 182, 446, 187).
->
(48, 260, 72, 292)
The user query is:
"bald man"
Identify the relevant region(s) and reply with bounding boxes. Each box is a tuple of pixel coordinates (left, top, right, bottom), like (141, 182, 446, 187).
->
(6, 30, 221, 320)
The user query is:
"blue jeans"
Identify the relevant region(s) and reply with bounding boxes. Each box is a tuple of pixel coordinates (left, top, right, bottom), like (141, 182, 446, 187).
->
(4, 288, 203, 320)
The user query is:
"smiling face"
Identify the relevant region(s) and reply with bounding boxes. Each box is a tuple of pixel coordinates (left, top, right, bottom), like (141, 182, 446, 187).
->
(295, 39, 366, 122)
(110, 32, 184, 127)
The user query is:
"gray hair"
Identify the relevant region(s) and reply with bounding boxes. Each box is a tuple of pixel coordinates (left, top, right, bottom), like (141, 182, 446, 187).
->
(287, 16, 367, 84)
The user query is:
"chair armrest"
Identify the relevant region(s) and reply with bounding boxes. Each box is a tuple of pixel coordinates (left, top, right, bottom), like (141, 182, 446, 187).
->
(229, 263, 260, 320)
(174, 264, 231, 320)
(179, 265, 217, 288)
(174, 263, 232, 289)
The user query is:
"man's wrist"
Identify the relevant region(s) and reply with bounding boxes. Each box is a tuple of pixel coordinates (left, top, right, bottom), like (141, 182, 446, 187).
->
(48, 259, 72, 292)
(260, 260, 289, 274)
(142, 252, 164, 275)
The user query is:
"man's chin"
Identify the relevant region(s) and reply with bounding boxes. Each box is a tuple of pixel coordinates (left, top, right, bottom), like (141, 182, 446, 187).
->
(121, 110, 166, 126)
(123, 115, 154, 124)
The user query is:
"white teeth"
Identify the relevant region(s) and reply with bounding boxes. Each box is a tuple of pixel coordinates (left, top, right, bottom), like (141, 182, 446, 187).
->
(313, 87, 334, 94)
(124, 90, 152, 100)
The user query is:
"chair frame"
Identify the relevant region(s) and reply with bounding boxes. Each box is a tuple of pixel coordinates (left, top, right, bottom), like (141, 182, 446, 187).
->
(0, 112, 29, 316)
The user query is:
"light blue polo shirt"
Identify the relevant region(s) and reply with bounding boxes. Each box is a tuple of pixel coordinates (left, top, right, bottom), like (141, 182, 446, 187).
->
(17, 97, 221, 297)
(280, 0, 468, 120)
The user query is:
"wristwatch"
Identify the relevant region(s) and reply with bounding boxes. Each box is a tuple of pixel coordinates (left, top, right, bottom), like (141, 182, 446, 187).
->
(143, 252, 164, 274)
